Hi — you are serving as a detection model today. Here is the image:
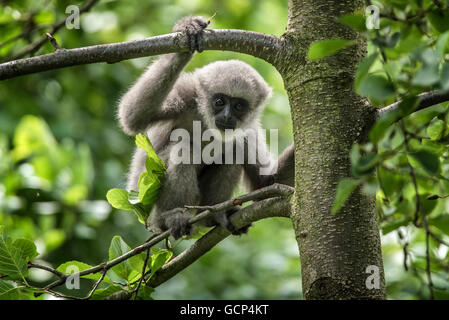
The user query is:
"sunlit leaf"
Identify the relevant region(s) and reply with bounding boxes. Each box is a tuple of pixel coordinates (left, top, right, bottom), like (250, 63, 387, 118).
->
(338, 14, 366, 32)
(137, 171, 161, 206)
(148, 248, 172, 279)
(108, 236, 144, 283)
(106, 189, 133, 210)
(307, 39, 355, 61)
(12, 239, 38, 261)
(0, 280, 21, 300)
(135, 134, 166, 173)
(427, 117, 445, 140)
(0, 232, 28, 281)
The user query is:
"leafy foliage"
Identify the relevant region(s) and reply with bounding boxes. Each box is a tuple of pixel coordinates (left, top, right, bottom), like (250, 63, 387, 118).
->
(106, 134, 166, 226)
(329, 0, 449, 299)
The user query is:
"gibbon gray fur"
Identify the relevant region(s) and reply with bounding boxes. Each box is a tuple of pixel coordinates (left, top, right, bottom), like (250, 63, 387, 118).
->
(117, 16, 294, 239)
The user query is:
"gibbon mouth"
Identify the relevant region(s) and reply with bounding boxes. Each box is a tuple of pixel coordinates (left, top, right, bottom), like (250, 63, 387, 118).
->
(215, 121, 236, 130)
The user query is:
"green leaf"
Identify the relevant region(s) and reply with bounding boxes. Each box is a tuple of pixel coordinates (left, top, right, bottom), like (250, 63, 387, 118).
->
(148, 248, 172, 279)
(357, 75, 395, 102)
(373, 32, 401, 49)
(427, 9, 449, 33)
(138, 171, 161, 205)
(331, 178, 361, 214)
(420, 195, 438, 216)
(0, 280, 21, 300)
(381, 217, 411, 235)
(0, 232, 28, 281)
(135, 285, 155, 300)
(377, 167, 405, 199)
(369, 97, 419, 144)
(370, 109, 401, 144)
(109, 236, 144, 283)
(131, 203, 150, 225)
(12, 239, 38, 261)
(409, 150, 440, 175)
(128, 190, 140, 204)
(106, 189, 133, 210)
(338, 14, 366, 32)
(307, 39, 355, 61)
(427, 117, 445, 140)
(57, 261, 111, 282)
(429, 214, 449, 235)
(136, 134, 166, 173)
(436, 32, 449, 57)
(352, 152, 379, 177)
(354, 53, 378, 91)
(385, 26, 423, 59)
(90, 285, 124, 300)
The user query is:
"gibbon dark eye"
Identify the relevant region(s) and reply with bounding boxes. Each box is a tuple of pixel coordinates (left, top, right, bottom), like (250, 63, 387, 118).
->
(214, 97, 225, 106)
(234, 103, 243, 111)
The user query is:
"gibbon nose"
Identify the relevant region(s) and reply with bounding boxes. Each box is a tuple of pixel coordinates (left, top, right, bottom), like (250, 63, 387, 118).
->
(223, 106, 232, 122)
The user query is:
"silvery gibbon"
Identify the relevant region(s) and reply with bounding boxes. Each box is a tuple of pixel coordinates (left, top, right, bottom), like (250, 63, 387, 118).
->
(118, 16, 294, 239)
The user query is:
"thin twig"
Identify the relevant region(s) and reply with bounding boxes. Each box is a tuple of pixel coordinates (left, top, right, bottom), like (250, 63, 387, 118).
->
(378, 90, 449, 118)
(27, 262, 65, 278)
(7, 0, 99, 60)
(400, 121, 421, 226)
(429, 232, 449, 247)
(45, 33, 62, 51)
(82, 269, 107, 300)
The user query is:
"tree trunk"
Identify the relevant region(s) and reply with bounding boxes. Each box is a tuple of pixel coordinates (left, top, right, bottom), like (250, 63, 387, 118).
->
(276, 0, 386, 299)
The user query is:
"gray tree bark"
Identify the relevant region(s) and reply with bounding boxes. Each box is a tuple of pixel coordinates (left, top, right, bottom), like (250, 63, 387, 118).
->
(273, 0, 386, 299)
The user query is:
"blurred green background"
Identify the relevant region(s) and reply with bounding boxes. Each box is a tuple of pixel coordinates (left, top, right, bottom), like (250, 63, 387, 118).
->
(0, 0, 441, 299)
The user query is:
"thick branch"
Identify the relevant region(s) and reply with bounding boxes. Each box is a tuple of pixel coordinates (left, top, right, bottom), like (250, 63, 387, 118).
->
(0, 30, 284, 80)
(32, 183, 293, 297)
(148, 196, 292, 288)
(377, 90, 449, 117)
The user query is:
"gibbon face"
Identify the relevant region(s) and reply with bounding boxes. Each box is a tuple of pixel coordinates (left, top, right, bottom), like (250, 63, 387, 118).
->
(211, 93, 250, 130)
